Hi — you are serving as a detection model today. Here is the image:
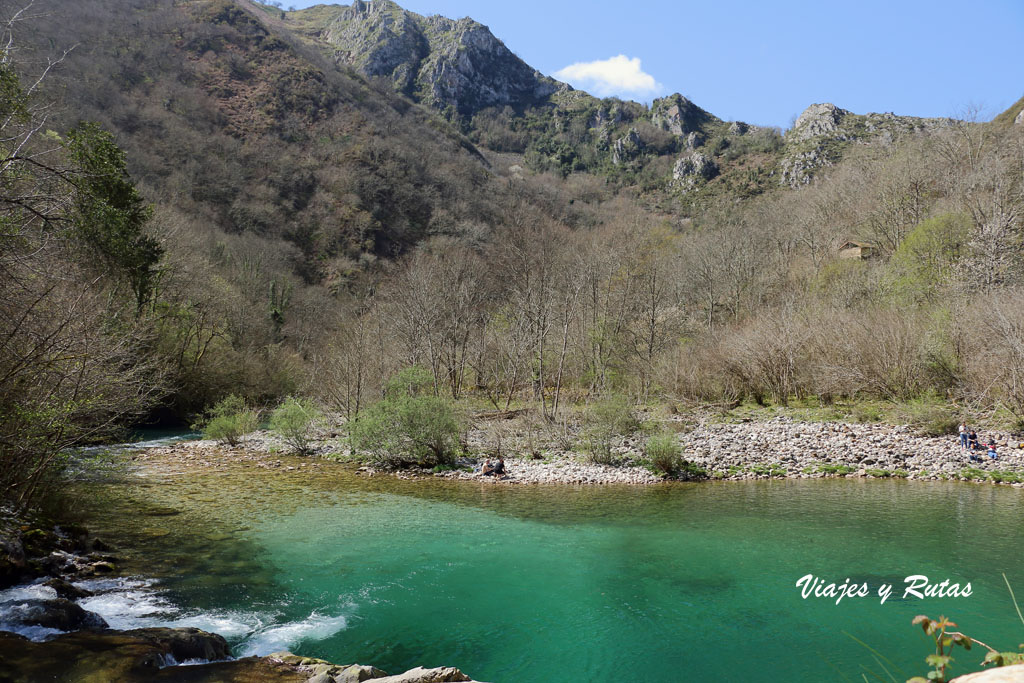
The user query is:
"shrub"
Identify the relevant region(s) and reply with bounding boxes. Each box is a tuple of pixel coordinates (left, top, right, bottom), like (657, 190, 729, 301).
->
(269, 396, 324, 455)
(898, 401, 958, 436)
(581, 394, 640, 465)
(351, 367, 460, 468)
(194, 395, 259, 446)
(645, 433, 682, 476)
(851, 403, 883, 423)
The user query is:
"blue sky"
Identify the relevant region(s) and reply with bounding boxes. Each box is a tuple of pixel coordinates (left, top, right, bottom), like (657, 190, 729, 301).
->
(287, 0, 1023, 128)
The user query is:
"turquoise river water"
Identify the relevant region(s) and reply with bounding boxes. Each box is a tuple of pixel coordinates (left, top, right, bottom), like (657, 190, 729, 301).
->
(58, 453, 1024, 682)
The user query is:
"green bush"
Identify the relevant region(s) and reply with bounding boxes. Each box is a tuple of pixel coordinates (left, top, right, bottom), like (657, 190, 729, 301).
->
(581, 394, 640, 465)
(351, 367, 460, 468)
(851, 403, 883, 423)
(269, 396, 324, 455)
(645, 432, 682, 476)
(194, 395, 259, 446)
(898, 401, 958, 436)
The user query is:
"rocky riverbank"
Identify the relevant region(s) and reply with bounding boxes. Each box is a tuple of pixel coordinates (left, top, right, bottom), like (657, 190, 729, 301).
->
(0, 516, 485, 682)
(134, 415, 1024, 487)
(0, 627, 486, 682)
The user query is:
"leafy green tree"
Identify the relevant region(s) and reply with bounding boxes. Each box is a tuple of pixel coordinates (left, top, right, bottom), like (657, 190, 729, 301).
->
(195, 395, 259, 446)
(886, 212, 971, 303)
(0, 34, 163, 510)
(269, 396, 323, 454)
(65, 122, 162, 312)
(351, 367, 460, 468)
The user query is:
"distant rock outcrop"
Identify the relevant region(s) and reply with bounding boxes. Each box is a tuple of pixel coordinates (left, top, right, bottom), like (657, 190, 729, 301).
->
(672, 151, 718, 192)
(780, 102, 952, 186)
(612, 128, 644, 165)
(791, 103, 849, 141)
(305, 0, 561, 115)
(651, 93, 718, 136)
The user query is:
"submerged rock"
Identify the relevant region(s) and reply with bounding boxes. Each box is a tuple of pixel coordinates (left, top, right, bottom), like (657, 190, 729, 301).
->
(0, 627, 234, 682)
(43, 577, 93, 599)
(0, 597, 107, 631)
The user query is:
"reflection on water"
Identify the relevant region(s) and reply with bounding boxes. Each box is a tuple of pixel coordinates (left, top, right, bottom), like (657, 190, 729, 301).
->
(62, 453, 1024, 683)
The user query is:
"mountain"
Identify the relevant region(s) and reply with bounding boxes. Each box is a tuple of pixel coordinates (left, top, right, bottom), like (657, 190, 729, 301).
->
(286, 0, 563, 115)
(992, 94, 1024, 126)
(8, 0, 1019, 423)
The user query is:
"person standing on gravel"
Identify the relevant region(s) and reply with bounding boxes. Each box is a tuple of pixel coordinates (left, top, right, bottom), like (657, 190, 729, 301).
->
(958, 422, 969, 451)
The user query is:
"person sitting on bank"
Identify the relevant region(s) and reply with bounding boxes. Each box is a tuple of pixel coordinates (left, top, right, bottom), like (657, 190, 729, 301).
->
(482, 457, 506, 477)
(968, 429, 980, 451)
(986, 440, 999, 460)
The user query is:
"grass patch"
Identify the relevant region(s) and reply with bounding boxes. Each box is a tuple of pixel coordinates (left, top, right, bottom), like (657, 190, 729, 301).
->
(747, 464, 787, 477)
(959, 467, 988, 481)
(988, 470, 1024, 484)
(816, 463, 856, 475)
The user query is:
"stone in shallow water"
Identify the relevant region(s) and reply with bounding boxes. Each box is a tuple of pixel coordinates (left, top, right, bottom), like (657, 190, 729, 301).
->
(0, 627, 235, 681)
(1, 597, 108, 631)
(43, 576, 93, 599)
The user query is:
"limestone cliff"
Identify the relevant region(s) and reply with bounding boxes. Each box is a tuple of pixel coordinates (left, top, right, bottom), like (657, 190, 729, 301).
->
(779, 102, 952, 186)
(292, 0, 562, 115)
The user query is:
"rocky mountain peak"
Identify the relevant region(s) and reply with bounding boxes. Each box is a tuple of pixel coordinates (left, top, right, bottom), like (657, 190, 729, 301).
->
(308, 0, 561, 115)
(792, 103, 849, 141)
(651, 93, 718, 136)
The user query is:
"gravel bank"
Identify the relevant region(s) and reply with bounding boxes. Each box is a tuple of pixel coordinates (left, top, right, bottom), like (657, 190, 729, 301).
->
(129, 416, 1024, 487)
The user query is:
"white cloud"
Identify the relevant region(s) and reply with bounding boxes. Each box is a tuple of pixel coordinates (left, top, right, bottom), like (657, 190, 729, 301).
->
(553, 55, 663, 98)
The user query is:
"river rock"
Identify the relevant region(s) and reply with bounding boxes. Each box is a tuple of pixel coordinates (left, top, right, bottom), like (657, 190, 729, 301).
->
(42, 577, 93, 600)
(0, 531, 26, 589)
(372, 666, 481, 683)
(0, 629, 287, 682)
(337, 664, 390, 682)
(951, 663, 1024, 681)
(0, 597, 108, 631)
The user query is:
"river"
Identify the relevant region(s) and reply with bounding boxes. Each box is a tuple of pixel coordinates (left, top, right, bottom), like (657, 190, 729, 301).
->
(36, 449, 1024, 682)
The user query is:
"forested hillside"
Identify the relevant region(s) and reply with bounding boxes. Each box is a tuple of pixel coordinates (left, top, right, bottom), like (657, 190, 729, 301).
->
(2, 0, 1024, 504)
